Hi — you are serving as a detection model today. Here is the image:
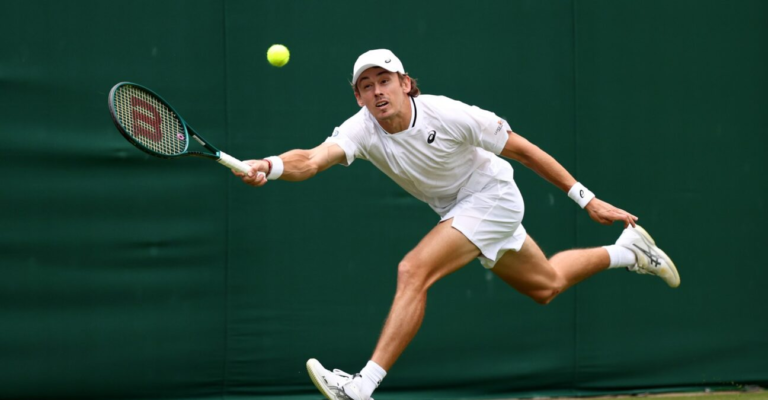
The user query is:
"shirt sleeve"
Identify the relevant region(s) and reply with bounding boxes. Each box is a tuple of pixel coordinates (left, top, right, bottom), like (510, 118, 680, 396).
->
(324, 111, 368, 166)
(439, 97, 510, 155)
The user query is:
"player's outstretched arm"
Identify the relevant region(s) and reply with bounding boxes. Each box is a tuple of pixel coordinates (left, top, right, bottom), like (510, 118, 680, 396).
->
(500, 130, 638, 228)
(234, 142, 347, 187)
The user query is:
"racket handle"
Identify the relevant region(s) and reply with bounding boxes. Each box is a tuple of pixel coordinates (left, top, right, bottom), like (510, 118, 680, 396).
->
(218, 152, 266, 179)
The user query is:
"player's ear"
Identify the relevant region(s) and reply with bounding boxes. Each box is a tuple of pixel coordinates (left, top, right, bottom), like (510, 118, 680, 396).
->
(400, 73, 412, 94)
(354, 90, 364, 107)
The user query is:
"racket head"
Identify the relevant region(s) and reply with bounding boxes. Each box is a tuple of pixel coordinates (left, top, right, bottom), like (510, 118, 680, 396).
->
(108, 82, 190, 159)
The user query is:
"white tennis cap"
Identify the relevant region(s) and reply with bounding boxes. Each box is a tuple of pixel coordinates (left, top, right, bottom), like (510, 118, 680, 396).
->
(352, 49, 405, 85)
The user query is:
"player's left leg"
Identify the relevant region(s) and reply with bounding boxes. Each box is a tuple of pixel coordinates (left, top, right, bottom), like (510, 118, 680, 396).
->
(491, 225, 680, 305)
(489, 234, 611, 304)
(616, 225, 680, 287)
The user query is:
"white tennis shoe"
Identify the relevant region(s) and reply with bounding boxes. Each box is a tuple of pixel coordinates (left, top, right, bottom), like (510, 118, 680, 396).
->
(616, 225, 680, 288)
(306, 358, 371, 400)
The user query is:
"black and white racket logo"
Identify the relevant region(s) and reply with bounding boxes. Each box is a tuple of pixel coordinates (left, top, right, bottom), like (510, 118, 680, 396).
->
(427, 130, 436, 144)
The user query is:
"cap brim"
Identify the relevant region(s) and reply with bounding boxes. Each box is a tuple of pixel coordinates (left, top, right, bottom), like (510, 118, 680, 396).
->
(352, 63, 401, 85)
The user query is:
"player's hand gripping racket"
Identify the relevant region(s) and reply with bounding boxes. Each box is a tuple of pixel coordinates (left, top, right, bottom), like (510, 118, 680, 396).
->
(108, 82, 261, 178)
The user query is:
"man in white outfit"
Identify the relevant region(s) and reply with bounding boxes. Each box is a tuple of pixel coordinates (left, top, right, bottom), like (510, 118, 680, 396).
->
(236, 49, 680, 400)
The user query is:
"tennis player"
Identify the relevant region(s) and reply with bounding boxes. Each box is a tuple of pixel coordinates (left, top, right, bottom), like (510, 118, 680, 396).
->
(236, 49, 679, 400)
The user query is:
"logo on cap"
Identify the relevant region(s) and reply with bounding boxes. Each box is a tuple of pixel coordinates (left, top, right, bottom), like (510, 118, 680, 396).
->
(385, 59, 391, 63)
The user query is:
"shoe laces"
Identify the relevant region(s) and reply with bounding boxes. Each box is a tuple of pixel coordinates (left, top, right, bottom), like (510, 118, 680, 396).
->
(332, 369, 354, 379)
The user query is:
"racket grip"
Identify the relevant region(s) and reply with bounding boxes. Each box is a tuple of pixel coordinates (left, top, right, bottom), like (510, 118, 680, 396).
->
(218, 152, 265, 179)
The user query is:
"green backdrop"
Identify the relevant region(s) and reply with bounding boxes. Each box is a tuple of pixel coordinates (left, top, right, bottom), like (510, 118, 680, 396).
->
(1, 1, 766, 399)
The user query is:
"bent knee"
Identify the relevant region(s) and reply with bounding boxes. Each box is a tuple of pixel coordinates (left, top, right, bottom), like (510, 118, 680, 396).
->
(529, 288, 562, 305)
(396, 260, 429, 293)
(524, 275, 567, 305)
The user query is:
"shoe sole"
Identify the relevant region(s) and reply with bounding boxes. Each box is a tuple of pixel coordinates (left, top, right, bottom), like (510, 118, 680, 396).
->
(306, 358, 335, 400)
(633, 225, 681, 288)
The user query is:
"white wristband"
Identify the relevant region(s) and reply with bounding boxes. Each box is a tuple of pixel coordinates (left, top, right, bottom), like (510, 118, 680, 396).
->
(568, 182, 595, 208)
(265, 156, 284, 180)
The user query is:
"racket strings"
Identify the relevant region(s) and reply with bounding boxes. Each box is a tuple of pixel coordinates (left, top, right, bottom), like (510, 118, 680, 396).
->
(113, 85, 187, 156)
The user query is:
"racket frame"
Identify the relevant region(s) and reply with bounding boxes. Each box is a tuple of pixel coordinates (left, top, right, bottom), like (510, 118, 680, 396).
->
(108, 82, 253, 174)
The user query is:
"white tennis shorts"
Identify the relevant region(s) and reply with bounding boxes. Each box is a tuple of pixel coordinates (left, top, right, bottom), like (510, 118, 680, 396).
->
(441, 169, 527, 269)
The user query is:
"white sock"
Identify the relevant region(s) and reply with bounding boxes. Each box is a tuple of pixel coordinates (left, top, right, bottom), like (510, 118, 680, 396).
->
(603, 245, 637, 268)
(355, 360, 386, 400)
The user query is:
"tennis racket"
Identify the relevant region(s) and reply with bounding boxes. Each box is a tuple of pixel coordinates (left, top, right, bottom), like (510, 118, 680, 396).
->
(108, 82, 261, 177)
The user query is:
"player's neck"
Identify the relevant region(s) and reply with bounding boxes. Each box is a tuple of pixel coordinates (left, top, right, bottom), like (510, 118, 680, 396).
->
(377, 97, 412, 134)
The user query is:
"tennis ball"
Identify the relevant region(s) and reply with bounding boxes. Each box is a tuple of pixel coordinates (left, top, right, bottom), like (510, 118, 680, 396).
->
(267, 44, 290, 67)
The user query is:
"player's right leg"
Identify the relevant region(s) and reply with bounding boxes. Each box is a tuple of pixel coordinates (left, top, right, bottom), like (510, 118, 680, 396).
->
(307, 359, 370, 400)
(368, 218, 481, 369)
(307, 218, 481, 400)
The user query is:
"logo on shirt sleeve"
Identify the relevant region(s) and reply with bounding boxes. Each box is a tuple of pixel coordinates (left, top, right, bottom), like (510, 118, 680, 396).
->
(494, 120, 503, 135)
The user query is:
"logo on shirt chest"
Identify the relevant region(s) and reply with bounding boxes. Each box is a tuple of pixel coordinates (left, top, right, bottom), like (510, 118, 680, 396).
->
(427, 130, 436, 144)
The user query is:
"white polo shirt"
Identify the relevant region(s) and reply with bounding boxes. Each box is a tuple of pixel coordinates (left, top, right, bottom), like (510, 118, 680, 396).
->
(326, 94, 514, 216)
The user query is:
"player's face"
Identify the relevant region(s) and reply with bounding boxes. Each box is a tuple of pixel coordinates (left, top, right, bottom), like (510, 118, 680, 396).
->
(355, 67, 411, 123)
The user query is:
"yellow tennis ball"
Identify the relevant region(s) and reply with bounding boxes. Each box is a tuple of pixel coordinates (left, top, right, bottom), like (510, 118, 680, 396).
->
(267, 44, 290, 67)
